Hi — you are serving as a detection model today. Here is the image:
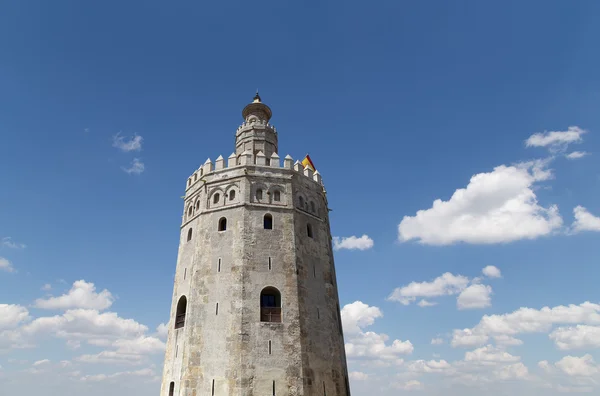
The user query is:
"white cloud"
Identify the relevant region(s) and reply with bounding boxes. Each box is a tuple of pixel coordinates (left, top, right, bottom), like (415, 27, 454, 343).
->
(464, 345, 520, 363)
(341, 301, 413, 366)
(555, 354, 599, 377)
(398, 161, 562, 245)
(333, 235, 374, 251)
(156, 323, 168, 339)
(340, 301, 383, 335)
(493, 335, 523, 346)
(525, 126, 587, 152)
(451, 301, 600, 348)
(549, 325, 600, 350)
(112, 133, 143, 152)
(0, 304, 30, 330)
(387, 272, 469, 305)
(80, 368, 155, 382)
(345, 331, 413, 363)
(32, 359, 50, 366)
(494, 362, 529, 380)
(41, 284, 52, 291)
(21, 309, 148, 342)
(349, 371, 369, 380)
(122, 158, 145, 175)
(571, 206, 600, 233)
(0, 257, 15, 273)
(1, 237, 26, 249)
(33, 280, 114, 311)
(482, 265, 502, 278)
(431, 338, 444, 345)
(457, 284, 492, 310)
(451, 329, 491, 348)
(417, 299, 437, 307)
(395, 380, 424, 391)
(566, 151, 589, 160)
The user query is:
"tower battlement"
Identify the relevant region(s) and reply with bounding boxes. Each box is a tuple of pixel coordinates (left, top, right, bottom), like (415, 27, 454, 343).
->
(186, 152, 323, 191)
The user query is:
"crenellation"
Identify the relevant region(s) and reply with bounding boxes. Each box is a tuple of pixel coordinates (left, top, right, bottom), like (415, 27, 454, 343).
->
(228, 152, 237, 168)
(240, 150, 254, 165)
(256, 151, 267, 166)
(284, 155, 294, 169)
(203, 158, 214, 174)
(215, 155, 225, 170)
(186, 152, 326, 193)
(293, 160, 303, 172)
(270, 152, 280, 168)
(303, 166, 313, 179)
(313, 170, 322, 184)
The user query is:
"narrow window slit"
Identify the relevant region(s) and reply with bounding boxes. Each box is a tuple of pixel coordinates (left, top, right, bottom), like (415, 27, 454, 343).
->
(268, 340, 272, 355)
(216, 303, 219, 315)
(212, 379, 215, 396)
(175, 344, 178, 357)
(184, 268, 187, 280)
(268, 257, 272, 271)
(323, 381, 327, 396)
(169, 382, 175, 396)
(272, 380, 276, 396)
(218, 258, 221, 272)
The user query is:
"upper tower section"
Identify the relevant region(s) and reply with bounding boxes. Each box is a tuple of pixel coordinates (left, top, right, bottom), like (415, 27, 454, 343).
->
(235, 92, 278, 159)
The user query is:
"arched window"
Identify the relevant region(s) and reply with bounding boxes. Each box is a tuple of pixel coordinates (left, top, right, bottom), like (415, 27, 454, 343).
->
(169, 382, 174, 396)
(299, 196, 304, 208)
(218, 217, 227, 231)
(187, 179, 191, 187)
(188, 206, 193, 217)
(307, 224, 313, 238)
(229, 190, 235, 200)
(187, 228, 193, 242)
(213, 193, 220, 204)
(310, 201, 316, 213)
(260, 287, 281, 323)
(194, 174, 197, 181)
(264, 214, 273, 230)
(175, 296, 187, 329)
(195, 201, 200, 211)
(273, 190, 281, 202)
(256, 189, 263, 200)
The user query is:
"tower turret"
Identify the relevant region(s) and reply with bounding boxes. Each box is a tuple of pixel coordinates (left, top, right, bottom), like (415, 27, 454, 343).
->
(236, 92, 278, 159)
(161, 95, 350, 396)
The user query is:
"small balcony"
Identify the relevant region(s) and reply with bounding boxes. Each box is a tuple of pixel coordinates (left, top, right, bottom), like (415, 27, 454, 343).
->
(260, 307, 282, 323)
(175, 313, 186, 329)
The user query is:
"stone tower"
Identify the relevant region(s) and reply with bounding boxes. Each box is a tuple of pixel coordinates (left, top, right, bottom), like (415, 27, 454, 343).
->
(160, 94, 350, 396)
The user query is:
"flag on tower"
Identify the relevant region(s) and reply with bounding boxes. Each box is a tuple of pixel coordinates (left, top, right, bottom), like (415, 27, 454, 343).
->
(301, 154, 316, 171)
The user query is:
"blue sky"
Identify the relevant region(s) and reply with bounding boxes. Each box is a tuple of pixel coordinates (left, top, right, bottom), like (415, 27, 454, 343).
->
(1, 1, 600, 395)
